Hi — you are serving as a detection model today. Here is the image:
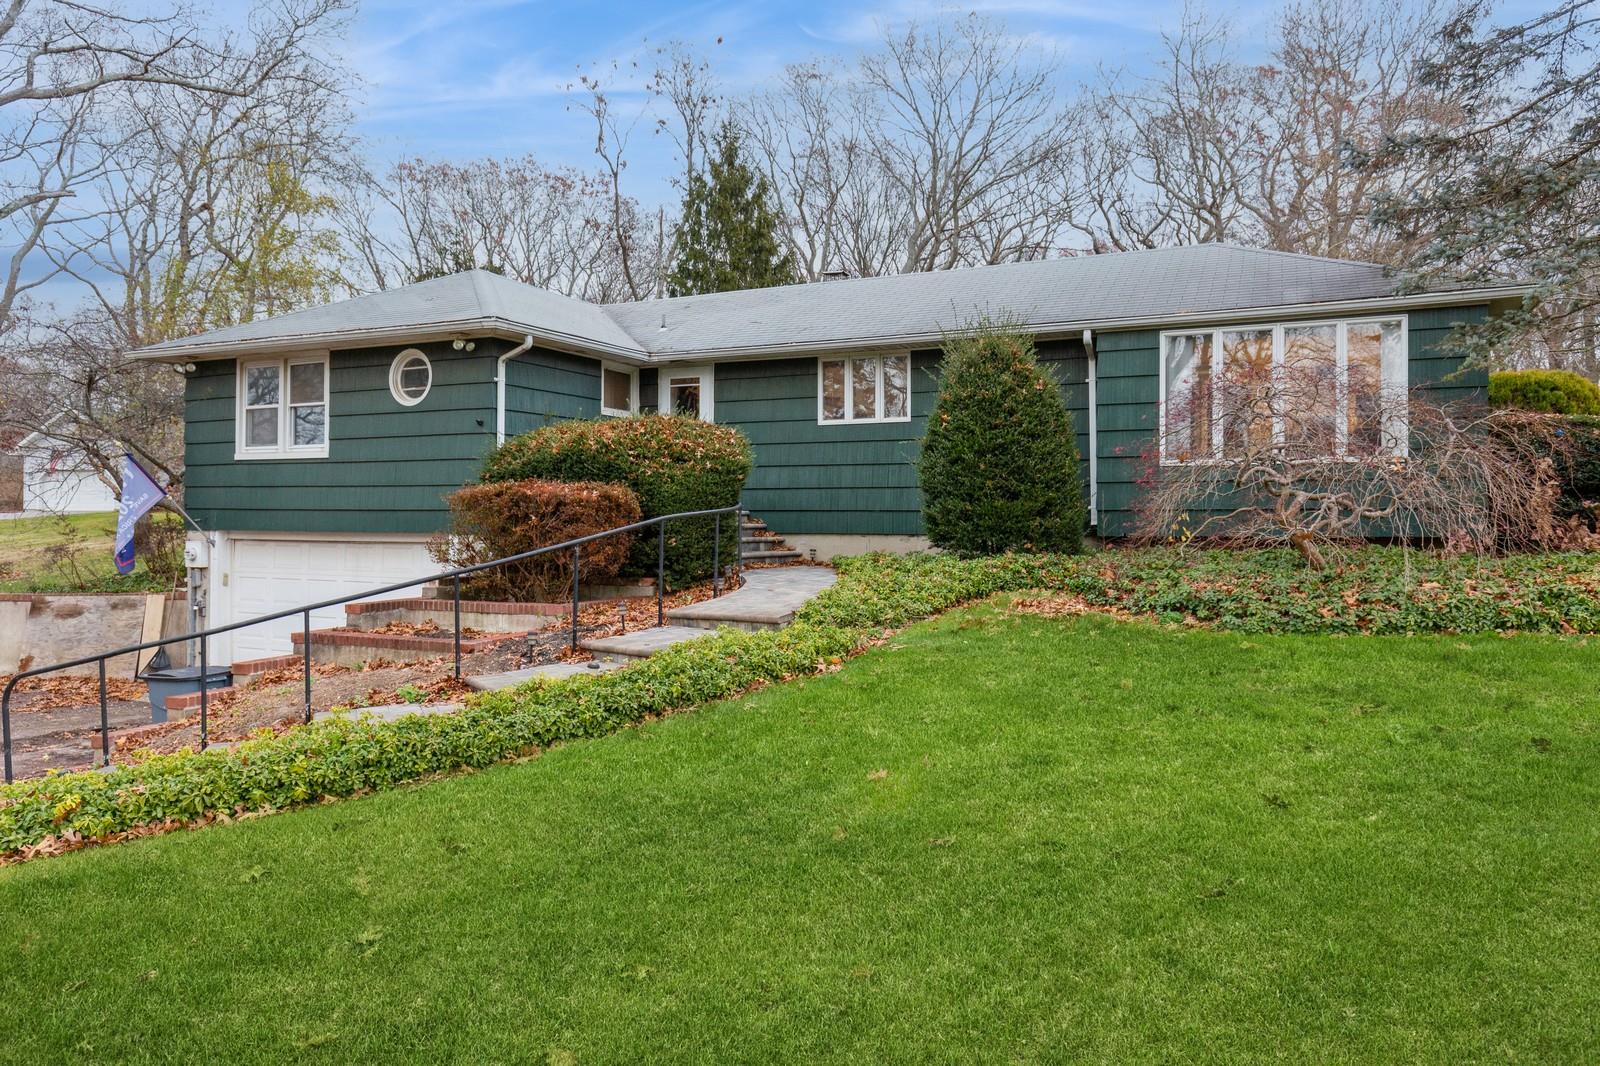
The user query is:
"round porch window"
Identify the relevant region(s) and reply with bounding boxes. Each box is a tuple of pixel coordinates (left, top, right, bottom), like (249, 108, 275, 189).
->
(389, 349, 432, 406)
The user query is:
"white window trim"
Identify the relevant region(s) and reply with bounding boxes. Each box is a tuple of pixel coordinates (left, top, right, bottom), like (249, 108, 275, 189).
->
(235, 353, 330, 460)
(1157, 316, 1408, 465)
(600, 360, 638, 417)
(817, 352, 912, 425)
(658, 364, 715, 420)
(389, 349, 432, 407)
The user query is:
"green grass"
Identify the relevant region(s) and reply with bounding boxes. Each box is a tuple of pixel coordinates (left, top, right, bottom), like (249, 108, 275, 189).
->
(3, 605, 1598, 1063)
(0, 511, 175, 593)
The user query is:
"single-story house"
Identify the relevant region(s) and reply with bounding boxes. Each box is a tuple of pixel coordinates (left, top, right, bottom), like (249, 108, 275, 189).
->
(129, 243, 1530, 662)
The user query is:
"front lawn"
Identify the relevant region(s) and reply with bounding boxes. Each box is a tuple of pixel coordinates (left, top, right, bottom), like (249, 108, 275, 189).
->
(2, 604, 1596, 1063)
(0, 511, 176, 593)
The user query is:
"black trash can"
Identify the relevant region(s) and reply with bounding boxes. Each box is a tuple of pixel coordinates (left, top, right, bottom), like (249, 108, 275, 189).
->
(142, 666, 233, 723)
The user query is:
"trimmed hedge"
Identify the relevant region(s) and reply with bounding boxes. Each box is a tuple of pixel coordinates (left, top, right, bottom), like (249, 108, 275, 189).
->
(1489, 369, 1600, 415)
(7, 547, 1600, 858)
(919, 322, 1084, 555)
(482, 416, 753, 589)
(428, 479, 641, 601)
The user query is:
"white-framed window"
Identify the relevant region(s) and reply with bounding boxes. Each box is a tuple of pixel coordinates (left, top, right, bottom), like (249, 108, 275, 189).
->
(236, 354, 329, 459)
(1159, 316, 1407, 463)
(389, 349, 432, 406)
(818, 353, 911, 424)
(601, 361, 637, 417)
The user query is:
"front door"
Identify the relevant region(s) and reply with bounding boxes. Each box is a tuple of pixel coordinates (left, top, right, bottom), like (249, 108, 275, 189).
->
(659, 365, 714, 421)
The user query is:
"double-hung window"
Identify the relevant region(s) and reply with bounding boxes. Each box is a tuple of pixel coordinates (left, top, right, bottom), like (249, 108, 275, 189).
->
(1160, 318, 1406, 463)
(237, 355, 329, 459)
(819, 353, 911, 424)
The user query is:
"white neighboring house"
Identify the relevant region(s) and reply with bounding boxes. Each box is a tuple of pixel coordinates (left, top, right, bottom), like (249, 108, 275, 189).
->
(2, 430, 120, 517)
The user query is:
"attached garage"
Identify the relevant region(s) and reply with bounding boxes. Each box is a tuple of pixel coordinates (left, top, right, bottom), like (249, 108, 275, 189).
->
(209, 533, 434, 664)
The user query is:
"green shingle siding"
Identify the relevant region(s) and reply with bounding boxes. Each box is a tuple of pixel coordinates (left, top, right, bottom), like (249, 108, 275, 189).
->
(180, 302, 1490, 542)
(504, 347, 602, 435)
(183, 340, 499, 534)
(713, 354, 939, 536)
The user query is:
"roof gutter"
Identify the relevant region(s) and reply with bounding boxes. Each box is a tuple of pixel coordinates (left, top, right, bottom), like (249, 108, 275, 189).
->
(495, 335, 534, 445)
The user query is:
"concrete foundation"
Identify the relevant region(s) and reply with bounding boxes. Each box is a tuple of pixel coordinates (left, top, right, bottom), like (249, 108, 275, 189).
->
(780, 534, 932, 561)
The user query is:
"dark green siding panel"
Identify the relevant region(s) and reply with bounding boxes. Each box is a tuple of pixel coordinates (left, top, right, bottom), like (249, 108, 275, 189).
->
(714, 352, 939, 536)
(504, 348, 601, 435)
(183, 339, 501, 534)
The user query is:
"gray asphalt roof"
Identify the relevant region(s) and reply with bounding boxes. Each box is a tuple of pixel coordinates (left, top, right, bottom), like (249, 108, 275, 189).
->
(132, 268, 647, 359)
(129, 244, 1523, 363)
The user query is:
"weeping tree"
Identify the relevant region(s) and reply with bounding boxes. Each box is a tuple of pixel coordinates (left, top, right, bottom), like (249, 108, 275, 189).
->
(918, 322, 1084, 554)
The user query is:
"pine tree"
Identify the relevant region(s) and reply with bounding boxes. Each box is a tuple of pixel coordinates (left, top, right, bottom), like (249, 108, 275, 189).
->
(667, 123, 796, 296)
(919, 322, 1085, 555)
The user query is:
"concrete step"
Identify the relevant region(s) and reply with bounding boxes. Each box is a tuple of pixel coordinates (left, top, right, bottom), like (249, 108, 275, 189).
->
(293, 627, 531, 668)
(313, 701, 463, 724)
(579, 625, 712, 663)
(742, 549, 803, 561)
(741, 521, 767, 532)
(466, 659, 623, 691)
(668, 565, 838, 632)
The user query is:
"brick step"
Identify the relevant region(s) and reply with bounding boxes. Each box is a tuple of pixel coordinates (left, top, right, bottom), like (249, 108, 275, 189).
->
(342, 597, 569, 633)
(292, 627, 533, 668)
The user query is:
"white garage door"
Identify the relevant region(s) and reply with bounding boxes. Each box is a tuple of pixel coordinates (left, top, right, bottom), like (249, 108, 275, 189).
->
(227, 536, 434, 662)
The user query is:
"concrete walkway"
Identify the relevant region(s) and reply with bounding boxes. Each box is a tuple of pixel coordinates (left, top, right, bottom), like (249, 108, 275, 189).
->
(468, 565, 838, 691)
(667, 566, 837, 632)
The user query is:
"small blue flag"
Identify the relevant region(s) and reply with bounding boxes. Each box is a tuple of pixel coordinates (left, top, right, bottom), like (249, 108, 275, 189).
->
(115, 453, 167, 575)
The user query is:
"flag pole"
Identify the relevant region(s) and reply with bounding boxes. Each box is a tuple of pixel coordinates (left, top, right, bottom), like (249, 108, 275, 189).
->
(118, 440, 212, 544)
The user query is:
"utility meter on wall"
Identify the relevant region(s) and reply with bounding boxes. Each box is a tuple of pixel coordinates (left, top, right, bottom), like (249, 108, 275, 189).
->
(184, 538, 210, 569)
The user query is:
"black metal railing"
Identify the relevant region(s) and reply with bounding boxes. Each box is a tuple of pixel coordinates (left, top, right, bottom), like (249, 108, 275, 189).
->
(1, 506, 746, 784)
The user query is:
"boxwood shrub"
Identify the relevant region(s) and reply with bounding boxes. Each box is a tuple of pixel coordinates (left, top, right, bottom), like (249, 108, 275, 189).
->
(1489, 369, 1600, 415)
(482, 416, 753, 589)
(918, 322, 1084, 555)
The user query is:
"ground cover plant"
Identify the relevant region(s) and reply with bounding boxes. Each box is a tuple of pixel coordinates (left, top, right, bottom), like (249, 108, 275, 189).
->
(3, 546, 1600, 862)
(1, 602, 1597, 1062)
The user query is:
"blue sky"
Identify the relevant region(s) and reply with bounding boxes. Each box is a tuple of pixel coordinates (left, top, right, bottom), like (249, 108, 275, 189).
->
(341, 0, 1239, 200)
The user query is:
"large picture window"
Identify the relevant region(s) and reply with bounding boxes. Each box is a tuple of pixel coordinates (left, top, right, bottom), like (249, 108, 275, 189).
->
(818, 353, 910, 424)
(237, 355, 329, 459)
(1161, 318, 1406, 463)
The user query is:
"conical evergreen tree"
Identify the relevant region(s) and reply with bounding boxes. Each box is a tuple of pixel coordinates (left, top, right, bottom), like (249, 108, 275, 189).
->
(919, 321, 1085, 554)
(668, 123, 796, 296)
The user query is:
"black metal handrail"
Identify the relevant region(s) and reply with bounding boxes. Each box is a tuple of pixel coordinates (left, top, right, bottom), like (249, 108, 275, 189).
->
(1, 505, 746, 783)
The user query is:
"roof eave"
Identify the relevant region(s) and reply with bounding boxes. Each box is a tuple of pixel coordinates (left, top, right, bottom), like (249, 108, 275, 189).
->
(126, 316, 651, 364)
(644, 283, 1537, 362)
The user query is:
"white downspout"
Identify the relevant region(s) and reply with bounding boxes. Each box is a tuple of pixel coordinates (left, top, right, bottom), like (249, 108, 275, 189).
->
(1083, 329, 1099, 529)
(495, 335, 534, 445)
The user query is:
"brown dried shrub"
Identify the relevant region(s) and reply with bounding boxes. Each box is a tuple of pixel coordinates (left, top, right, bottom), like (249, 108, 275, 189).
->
(428, 479, 641, 601)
